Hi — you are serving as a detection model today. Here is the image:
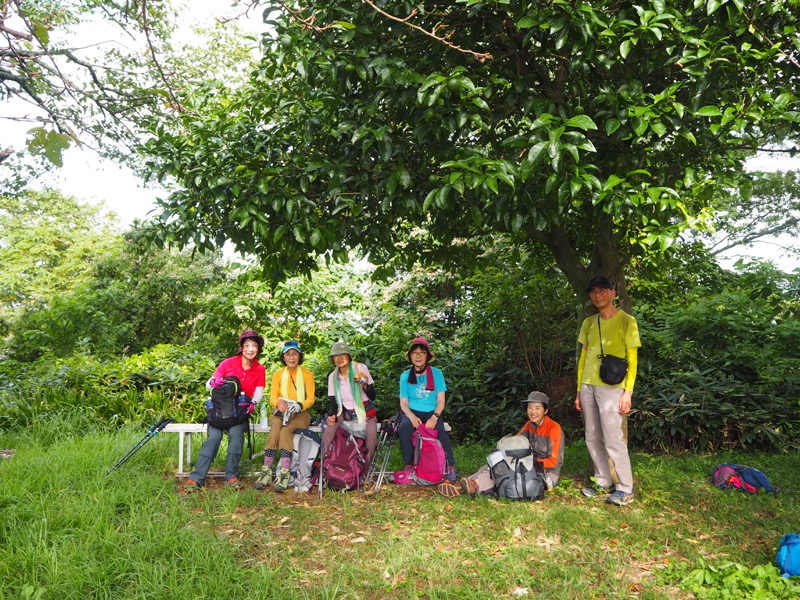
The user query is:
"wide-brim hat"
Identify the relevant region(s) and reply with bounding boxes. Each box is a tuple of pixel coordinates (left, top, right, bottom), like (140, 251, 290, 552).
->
(521, 391, 550, 410)
(329, 340, 352, 364)
(405, 337, 435, 362)
(238, 330, 264, 354)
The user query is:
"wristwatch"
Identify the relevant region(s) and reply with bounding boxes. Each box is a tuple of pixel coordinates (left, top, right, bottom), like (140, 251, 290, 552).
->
(433, 412, 441, 418)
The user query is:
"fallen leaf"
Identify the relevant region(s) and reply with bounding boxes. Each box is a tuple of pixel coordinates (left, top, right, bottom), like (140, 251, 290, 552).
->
(512, 587, 529, 597)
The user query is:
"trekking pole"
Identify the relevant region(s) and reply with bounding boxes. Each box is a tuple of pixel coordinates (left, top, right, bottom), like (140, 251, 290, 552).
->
(106, 416, 174, 476)
(365, 412, 401, 496)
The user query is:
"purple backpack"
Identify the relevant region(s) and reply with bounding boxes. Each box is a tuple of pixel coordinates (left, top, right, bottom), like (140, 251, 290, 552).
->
(322, 426, 367, 490)
(410, 424, 447, 486)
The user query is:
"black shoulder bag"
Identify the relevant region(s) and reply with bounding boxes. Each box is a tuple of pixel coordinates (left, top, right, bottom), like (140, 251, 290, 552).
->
(597, 314, 628, 385)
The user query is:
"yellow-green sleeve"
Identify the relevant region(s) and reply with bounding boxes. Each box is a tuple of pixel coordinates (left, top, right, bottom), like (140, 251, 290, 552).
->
(624, 347, 638, 392)
(577, 346, 587, 392)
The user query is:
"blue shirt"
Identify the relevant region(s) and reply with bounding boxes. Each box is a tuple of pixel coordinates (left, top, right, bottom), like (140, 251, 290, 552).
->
(399, 367, 447, 413)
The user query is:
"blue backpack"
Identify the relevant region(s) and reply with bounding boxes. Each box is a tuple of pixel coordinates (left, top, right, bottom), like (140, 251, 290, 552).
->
(711, 463, 779, 496)
(776, 533, 800, 577)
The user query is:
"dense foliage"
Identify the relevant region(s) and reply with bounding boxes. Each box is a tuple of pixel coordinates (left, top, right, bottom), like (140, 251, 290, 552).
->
(2, 213, 798, 451)
(141, 0, 799, 307)
(2, 189, 799, 451)
(633, 261, 800, 452)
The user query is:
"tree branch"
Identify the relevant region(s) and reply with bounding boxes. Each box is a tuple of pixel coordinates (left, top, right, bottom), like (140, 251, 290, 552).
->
(360, 0, 492, 63)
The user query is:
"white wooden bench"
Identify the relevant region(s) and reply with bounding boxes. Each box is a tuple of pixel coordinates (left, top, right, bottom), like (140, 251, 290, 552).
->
(162, 420, 450, 477)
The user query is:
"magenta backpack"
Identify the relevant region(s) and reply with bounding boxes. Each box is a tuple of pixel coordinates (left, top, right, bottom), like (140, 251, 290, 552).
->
(410, 424, 447, 486)
(322, 426, 367, 490)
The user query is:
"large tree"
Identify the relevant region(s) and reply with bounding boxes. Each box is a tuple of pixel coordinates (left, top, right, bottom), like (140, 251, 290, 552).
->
(141, 0, 800, 305)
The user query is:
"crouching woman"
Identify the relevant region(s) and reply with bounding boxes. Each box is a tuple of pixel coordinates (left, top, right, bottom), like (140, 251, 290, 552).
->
(438, 391, 563, 497)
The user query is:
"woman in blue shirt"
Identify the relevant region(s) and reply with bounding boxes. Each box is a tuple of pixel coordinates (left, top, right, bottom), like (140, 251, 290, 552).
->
(398, 337, 455, 480)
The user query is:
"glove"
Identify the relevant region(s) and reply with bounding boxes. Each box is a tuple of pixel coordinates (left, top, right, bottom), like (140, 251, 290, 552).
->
(246, 402, 255, 415)
(209, 377, 226, 389)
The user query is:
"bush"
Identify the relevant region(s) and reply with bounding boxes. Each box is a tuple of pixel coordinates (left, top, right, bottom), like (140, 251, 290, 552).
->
(632, 263, 800, 452)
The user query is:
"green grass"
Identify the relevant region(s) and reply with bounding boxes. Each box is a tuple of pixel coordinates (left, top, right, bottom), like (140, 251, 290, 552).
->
(1, 418, 799, 599)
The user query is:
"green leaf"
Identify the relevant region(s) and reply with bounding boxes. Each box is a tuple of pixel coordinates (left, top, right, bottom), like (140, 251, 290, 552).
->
(605, 118, 622, 136)
(472, 97, 490, 111)
(696, 106, 722, 117)
(526, 141, 549, 166)
(32, 21, 50, 45)
(604, 174, 625, 190)
(566, 115, 598, 131)
(423, 189, 438, 211)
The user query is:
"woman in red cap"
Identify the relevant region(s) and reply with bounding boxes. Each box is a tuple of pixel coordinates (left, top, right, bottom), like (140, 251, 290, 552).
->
(185, 330, 266, 491)
(397, 337, 455, 480)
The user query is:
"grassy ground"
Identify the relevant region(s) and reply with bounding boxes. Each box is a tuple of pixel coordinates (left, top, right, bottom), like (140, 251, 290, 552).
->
(0, 420, 798, 599)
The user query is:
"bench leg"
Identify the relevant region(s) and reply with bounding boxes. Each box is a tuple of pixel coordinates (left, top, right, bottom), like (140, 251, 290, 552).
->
(178, 432, 185, 476)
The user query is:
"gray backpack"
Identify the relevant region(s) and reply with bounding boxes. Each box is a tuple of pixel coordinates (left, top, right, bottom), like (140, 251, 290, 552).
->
(487, 435, 545, 501)
(288, 429, 322, 492)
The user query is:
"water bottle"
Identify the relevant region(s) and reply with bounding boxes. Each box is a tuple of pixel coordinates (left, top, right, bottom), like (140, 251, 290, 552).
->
(204, 399, 213, 412)
(259, 403, 268, 426)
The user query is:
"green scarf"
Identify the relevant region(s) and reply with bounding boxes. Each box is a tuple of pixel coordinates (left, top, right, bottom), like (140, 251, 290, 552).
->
(333, 362, 367, 424)
(280, 366, 305, 408)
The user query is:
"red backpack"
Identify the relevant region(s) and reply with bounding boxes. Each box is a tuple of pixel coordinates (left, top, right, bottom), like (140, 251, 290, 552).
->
(321, 426, 367, 490)
(411, 424, 447, 486)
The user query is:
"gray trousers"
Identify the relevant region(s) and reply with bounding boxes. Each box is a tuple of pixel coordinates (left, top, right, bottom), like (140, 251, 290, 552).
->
(189, 421, 248, 484)
(580, 384, 634, 493)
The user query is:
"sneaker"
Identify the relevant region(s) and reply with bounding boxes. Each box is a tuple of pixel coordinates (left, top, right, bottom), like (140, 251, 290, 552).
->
(437, 482, 461, 497)
(225, 477, 243, 490)
(605, 490, 634, 506)
(445, 466, 457, 483)
(184, 479, 201, 492)
(460, 477, 480, 496)
(273, 468, 291, 493)
(581, 484, 616, 498)
(254, 465, 274, 490)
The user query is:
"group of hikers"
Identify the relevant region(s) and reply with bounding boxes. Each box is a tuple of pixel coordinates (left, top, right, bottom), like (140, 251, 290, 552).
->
(184, 275, 641, 507)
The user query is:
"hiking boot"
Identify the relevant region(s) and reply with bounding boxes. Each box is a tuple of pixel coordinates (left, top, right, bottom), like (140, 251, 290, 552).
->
(460, 477, 480, 496)
(437, 482, 461, 497)
(273, 468, 291, 493)
(445, 466, 457, 483)
(606, 490, 634, 506)
(254, 465, 274, 490)
(225, 477, 243, 490)
(581, 484, 616, 498)
(184, 479, 202, 493)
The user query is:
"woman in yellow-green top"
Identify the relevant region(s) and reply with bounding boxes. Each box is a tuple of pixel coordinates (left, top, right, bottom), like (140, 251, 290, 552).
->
(575, 276, 641, 507)
(254, 340, 316, 493)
